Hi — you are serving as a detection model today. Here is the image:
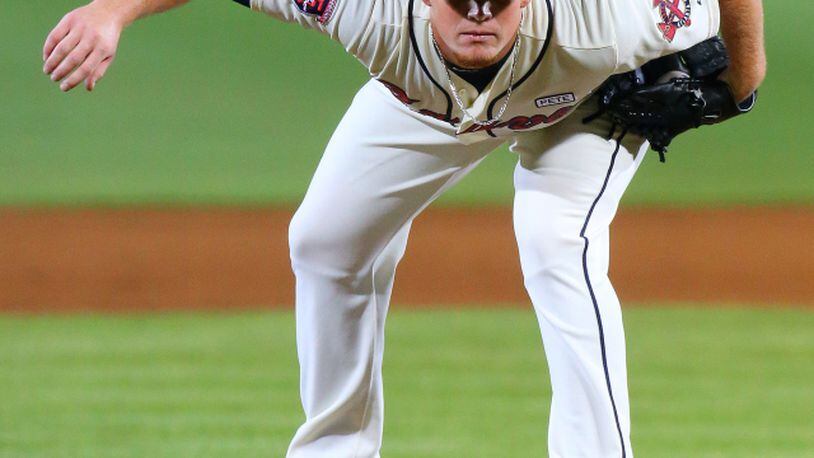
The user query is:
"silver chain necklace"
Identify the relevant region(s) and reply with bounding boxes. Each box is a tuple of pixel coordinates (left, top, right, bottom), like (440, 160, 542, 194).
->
(430, 13, 524, 127)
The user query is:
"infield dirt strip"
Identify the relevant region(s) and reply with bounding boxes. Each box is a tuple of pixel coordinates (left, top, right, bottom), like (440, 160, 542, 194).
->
(0, 207, 812, 312)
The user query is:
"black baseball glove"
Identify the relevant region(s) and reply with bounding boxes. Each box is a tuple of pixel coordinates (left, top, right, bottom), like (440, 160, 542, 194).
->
(586, 37, 757, 162)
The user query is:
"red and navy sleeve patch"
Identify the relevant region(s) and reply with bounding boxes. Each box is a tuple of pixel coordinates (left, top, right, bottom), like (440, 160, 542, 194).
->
(653, 0, 693, 42)
(292, 0, 337, 23)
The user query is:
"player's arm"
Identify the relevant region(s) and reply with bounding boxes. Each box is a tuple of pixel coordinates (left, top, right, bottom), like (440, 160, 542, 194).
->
(43, 0, 191, 92)
(717, 0, 766, 102)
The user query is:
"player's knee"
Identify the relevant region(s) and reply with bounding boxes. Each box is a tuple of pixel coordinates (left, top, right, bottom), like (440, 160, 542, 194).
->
(288, 211, 335, 271)
(288, 208, 373, 277)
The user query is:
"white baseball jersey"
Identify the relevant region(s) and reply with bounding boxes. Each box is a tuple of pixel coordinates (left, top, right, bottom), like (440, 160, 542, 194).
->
(249, 0, 720, 143)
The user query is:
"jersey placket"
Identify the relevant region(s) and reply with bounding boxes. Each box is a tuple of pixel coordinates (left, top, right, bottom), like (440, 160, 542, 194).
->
(452, 52, 518, 135)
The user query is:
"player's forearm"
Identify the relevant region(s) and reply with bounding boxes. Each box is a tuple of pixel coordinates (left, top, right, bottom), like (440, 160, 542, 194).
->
(89, 0, 192, 27)
(718, 0, 766, 102)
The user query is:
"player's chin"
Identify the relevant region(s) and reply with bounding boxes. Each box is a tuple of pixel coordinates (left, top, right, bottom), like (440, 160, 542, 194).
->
(451, 46, 502, 69)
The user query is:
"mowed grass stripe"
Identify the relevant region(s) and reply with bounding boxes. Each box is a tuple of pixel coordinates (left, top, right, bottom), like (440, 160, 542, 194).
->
(1, 307, 813, 457)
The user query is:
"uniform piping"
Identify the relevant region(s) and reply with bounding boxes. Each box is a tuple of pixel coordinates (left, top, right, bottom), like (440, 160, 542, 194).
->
(408, 0, 454, 123)
(579, 136, 627, 458)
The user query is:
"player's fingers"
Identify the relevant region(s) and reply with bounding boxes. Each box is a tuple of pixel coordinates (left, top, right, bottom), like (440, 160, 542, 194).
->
(43, 17, 72, 62)
(86, 56, 114, 91)
(43, 29, 82, 75)
(49, 41, 94, 83)
(61, 49, 105, 92)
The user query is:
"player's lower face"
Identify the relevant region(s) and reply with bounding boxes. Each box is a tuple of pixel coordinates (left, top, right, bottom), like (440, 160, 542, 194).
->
(431, 0, 520, 69)
(448, 33, 515, 68)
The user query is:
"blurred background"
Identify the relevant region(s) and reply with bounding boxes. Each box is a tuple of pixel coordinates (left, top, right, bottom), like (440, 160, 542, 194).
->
(1, 0, 812, 456)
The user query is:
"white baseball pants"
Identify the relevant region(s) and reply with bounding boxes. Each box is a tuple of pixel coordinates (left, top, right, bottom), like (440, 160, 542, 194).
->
(286, 79, 646, 457)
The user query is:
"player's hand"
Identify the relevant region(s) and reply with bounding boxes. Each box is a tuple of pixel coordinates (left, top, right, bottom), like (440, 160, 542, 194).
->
(43, 2, 124, 92)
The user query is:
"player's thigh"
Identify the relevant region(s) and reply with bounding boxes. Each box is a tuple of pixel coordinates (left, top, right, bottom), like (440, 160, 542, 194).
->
(509, 105, 647, 261)
(290, 80, 502, 272)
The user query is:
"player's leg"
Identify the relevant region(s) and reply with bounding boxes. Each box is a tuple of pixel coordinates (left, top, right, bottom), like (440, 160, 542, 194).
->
(286, 80, 502, 458)
(511, 108, 646, 457)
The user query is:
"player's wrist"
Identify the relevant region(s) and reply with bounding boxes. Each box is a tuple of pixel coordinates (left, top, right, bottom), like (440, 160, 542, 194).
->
(717, 67, 762, 105)
(86, 0, 136, 27)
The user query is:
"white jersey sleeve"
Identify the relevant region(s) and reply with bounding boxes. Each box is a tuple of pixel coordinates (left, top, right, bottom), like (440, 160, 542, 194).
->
(248, 0, 399, 72)
(610, 0, 721, 73)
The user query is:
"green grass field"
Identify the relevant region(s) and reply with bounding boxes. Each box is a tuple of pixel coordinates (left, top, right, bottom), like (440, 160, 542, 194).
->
(2, 307, 813, 457)
(2, 1, 813, 207)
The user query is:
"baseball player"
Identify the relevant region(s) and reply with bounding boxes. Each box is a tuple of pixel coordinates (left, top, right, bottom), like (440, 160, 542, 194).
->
(43, 0, 765, 456)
